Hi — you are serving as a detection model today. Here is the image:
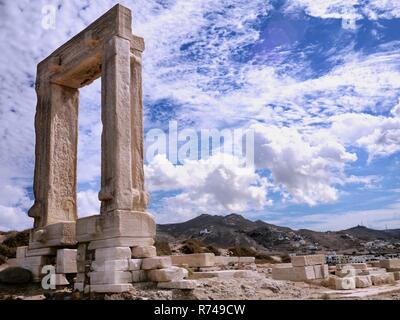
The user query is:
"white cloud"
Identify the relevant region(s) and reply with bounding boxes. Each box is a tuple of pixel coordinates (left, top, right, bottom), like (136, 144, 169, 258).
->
(0, 206, 32, 232)
(0, 184, 32, 231)
(265, 201, 400, 231)
(145, 153, 270, 222)
(285, 0, 400, 21)
(251, 124, 357, 205)
(329, 113, 400, 162)
(77, 190, 100, 218)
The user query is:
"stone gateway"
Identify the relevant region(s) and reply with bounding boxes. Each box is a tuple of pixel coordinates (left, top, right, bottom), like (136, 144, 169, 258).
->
(15, 4, 191, 293)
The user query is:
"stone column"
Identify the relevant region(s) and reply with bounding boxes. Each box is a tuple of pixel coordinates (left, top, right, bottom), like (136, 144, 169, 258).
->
(99, 35, 133, 214)
(76, 34, 155, 249)
(130, 46, 149, 211)
(29, 81, 79, 228)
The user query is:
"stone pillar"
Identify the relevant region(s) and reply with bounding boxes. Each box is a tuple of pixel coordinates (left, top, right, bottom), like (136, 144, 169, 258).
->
(99, 36, 133, 214)
(75, 35, 155, 249)
(130, 45, 149, 211)
(29, 81, 79, 228)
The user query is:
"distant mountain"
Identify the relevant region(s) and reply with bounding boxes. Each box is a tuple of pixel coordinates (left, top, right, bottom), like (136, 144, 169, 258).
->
(157, 214, 400, 254)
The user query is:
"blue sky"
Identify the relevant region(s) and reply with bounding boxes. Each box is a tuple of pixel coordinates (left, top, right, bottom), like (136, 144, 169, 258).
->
(1, 0, 400, 231)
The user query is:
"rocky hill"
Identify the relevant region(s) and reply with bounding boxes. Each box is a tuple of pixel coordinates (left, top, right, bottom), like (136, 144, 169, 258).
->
(157, 213, 400, 254)
(1, 214, 399, 259)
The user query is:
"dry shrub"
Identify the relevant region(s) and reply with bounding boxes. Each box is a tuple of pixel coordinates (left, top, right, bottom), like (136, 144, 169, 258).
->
(155, 240, 172, 256)
(228, 246, 274, 262)
(179, 239, 220, 255)
(3, 230, 29, 248)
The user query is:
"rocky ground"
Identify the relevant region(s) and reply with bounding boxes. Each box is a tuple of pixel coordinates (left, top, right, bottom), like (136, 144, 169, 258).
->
(1, 277, 399, 300)
(0, 278, 327, 300)
(1, 261, 400, 300)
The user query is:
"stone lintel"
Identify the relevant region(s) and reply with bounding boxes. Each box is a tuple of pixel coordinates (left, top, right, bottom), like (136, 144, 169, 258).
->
(130, 35, 145, 52)
(37, 4, 133, 88)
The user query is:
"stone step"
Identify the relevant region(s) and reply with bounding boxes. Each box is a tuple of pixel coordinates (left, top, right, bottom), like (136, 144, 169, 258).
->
(192, 270, 259, 279)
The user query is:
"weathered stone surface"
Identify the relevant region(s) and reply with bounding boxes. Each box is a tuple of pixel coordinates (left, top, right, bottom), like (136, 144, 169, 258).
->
(55, 274, 70, 286)
(198, 267, 221, 272)
(147, 267, 188, 282)
(29, 222, 76, 249)
(214, 256, 239, 265)
(192, 270, 258, 280)
(95, 247, 131, 262)
(293, 266, 316, 280)
(89, 271, 132, 285)
(131, 270, 147, 282)
(26, 4, 155, 294)
(16, 246, 28, 259)
(369, 261, 381, 268)
(170, 253, 215, 267)
(157, 280, 198, 290)
(76, 211, 155, 243)
(331, 276, 356, 290)
(364, 268, 387, 275)
(131, 245, 156, 258)
(349, 263, 368, 270)
(393, 271, 400, 281)
(336, 266, 357, 278)
(142, 256, 172, 270)
(91, 259, 129, 272)
(271, 265, 315, 281)
(100, 35, 133, 213)
(128, 259, 142, 271)
(26, 247, 57, 257)
(17, 255, 50, 267)
(56, 249, 77, 274)
(314, 264, 329, 279)
(380, 259, 400, 269)
(355, 275, 372, 288)
(291, 255, 325, 267)
(371, 273, 396, 285)
(90, 284, 133, 293)
(271, 265, 293, 280)
(28, 4, 135, 231)
(88, 237, 154, 250)
(0, 267, 32, 284)
(238, 257, 256, 264)
(28, 83, 79, 231)
(76, 244, 86, 261)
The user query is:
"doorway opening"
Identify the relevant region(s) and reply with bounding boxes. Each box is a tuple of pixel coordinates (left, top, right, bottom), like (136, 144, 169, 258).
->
(76, 78, 102, 217)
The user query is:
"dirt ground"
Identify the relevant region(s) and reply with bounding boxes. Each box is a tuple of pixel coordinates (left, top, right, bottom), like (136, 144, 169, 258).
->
(1, 263, 400, 300)
(3, 275, 399, 300)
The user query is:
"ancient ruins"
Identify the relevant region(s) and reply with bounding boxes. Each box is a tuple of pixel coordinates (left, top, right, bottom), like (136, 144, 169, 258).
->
(14, 4, 259, 294)
(11, 4, 400, 298)
(15, 4, 189, 293)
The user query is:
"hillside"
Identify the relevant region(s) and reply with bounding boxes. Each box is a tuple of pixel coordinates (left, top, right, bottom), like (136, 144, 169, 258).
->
(1, 214, 399, 260)
(157, 214, 400, 254)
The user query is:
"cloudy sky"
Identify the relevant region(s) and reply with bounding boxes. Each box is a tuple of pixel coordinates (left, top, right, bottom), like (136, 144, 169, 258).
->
(1, 0, 400, 231)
